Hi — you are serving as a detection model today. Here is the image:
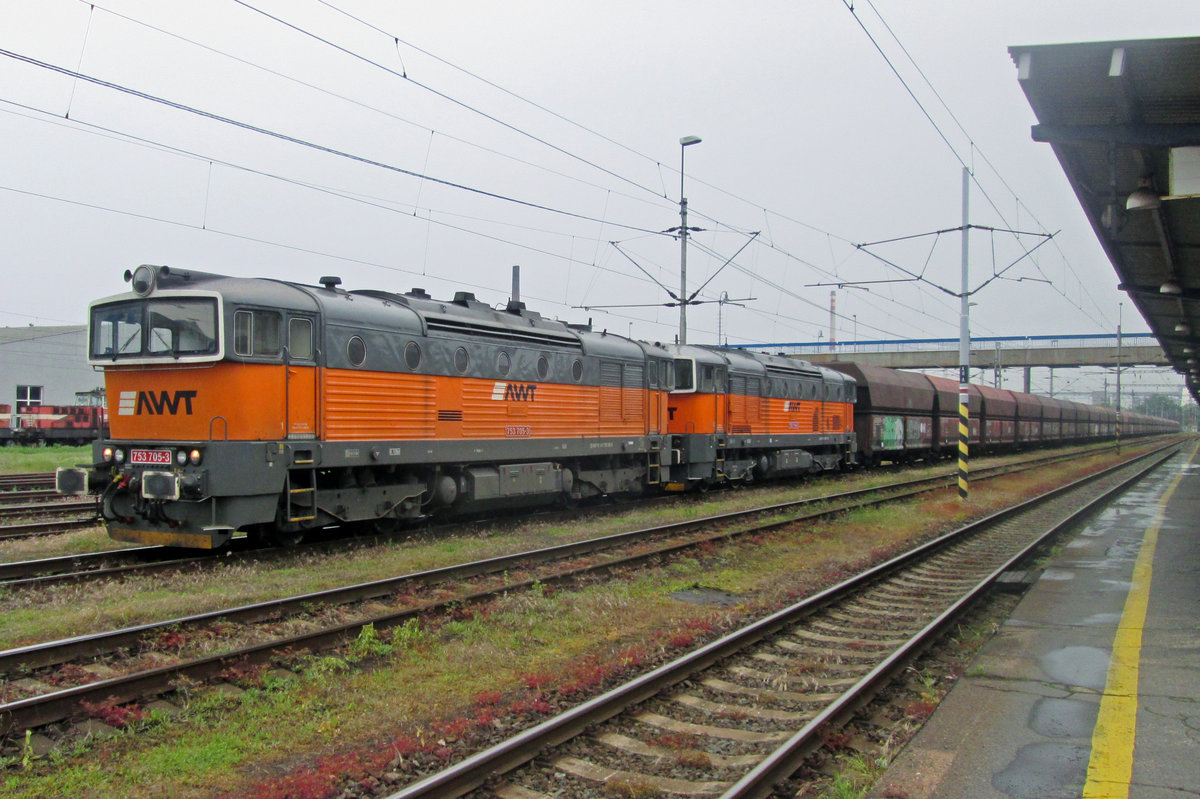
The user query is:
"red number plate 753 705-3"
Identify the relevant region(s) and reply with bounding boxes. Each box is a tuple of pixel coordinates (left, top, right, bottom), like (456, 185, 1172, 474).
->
(130, 449, 173, 466)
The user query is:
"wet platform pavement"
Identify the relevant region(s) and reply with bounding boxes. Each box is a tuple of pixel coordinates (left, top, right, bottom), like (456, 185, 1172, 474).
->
(867, 442, 1200, 799)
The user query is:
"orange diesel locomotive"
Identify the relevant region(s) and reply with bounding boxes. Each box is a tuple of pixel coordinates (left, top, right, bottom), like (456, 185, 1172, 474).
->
(59, 265, 858, 548)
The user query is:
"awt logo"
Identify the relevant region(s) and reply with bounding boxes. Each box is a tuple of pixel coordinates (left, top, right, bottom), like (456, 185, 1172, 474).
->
(117, 390, 198, 416)
(490, 382, 538, 402)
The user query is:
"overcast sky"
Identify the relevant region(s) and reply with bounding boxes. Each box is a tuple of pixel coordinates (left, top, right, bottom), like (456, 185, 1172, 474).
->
(1, 0, 1195, 397)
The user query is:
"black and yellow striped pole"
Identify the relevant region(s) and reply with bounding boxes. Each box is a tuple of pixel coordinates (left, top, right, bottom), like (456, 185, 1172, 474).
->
(958, 377, 970, 499)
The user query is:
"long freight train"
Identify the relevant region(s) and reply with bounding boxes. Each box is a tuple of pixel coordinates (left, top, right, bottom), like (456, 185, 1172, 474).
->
(57, 266, 1177, 549)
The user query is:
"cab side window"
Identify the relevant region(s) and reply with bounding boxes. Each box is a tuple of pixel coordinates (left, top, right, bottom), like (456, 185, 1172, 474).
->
(289, 318, 313, 360)
(234, 310, 282, 357)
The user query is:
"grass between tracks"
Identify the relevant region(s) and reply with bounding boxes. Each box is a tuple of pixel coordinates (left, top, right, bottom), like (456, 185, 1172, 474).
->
(0, 446, 90, 476)
(0, 442, 1164, 798)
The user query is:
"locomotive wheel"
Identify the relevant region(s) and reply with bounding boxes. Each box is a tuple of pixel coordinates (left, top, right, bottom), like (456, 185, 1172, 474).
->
(372, 516, 402, 535)
(271, 529, 306, 547)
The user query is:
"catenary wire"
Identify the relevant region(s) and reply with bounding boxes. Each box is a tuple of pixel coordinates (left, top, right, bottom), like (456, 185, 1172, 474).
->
(0, 46, 665, 238)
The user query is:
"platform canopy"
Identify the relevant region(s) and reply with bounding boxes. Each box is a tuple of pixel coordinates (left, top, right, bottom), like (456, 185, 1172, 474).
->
(1010, 36, 1200, 403)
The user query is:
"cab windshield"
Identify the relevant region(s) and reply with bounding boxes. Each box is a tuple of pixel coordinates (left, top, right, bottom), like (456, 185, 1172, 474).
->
(91, 298, 219, 360)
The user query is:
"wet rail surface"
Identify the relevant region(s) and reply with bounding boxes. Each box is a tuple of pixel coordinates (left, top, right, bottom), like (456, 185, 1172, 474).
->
(0, 444, 1130, 588)
(0, 443, 1175, 746)
(383, 447, 1176, 799)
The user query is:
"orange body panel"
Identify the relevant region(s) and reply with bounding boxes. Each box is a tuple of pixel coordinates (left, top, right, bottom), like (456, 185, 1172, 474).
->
(105, 363, 290, 441)
(286, 364, 318, 438)
(672, 393, 854, 439)
(668, 393, 723, 435)
(760, 399, 853, 435)
(322, 369, 654, 442)
(324, 370, 437, 440)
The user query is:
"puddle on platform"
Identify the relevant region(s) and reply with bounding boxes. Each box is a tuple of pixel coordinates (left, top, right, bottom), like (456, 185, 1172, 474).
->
(1029, 697, 1099, 739)
(1040, 645, 1110, 691)
(1106, 537, 1144, 560)
(1078, 612, 1122, 626)
(993, 742, 1088, 799)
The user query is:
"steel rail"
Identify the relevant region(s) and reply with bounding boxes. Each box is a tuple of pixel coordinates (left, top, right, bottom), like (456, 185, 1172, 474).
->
(0, 447, 1099, 673)
(0, 545, 186, 582)
(0, 473, 55, 491)
(716, 447, 1178, 799)
(0, 500, 95, 520)
(0, 489, 63, 503)
(383, 445, 1178, 799)
(0, 443, 1124, 588)
(0, 517, 97, 541)
(0, 443, 1172, 738)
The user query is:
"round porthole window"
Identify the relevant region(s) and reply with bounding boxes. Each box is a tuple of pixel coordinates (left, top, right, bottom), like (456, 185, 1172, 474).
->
(455, 347, 470, 374)
(571, 359, 584, 382)
(497, 351, 511, 376)
(537, 355, 550, 380)
(404, 341, 421, 370)
(347, 336, 366, 367)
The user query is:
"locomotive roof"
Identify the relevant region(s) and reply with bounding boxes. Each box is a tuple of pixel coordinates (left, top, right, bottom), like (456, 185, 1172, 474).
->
(669, 345, 843, 382)
(114, 266, 674, 357)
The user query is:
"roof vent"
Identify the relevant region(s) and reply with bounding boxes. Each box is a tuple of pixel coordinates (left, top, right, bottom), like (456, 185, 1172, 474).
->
(506, 299, 527, 314)
(319, 276, 342, 290)
(406, 288, 432, 300)
(452, 291, 477, 306)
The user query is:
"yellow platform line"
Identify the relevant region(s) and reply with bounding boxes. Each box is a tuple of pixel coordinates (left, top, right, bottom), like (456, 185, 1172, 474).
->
(1082, 441, 1197, 798)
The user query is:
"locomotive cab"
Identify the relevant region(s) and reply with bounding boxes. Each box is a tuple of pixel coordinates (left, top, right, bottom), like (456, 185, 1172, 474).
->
(60, 265, 325, 548)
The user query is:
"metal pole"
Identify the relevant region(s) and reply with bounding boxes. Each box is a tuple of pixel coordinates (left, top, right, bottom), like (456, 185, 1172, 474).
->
(958, 166, 971, 501)
(679, 193, 689, 345)
(829, 290, 837, 350)
(678, 135, 701, 345)
(1116, 301, 1122, 451)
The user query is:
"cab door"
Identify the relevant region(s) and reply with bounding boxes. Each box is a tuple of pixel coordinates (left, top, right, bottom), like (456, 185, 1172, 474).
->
(647, 358, 668, 435)
(285, 316, 318, 439)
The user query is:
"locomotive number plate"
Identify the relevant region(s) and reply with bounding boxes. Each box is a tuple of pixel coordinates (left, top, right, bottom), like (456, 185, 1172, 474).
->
(130, 448, 173, 466)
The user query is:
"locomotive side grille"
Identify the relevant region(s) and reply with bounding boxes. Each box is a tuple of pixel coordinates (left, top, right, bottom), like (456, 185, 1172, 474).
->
(438, 410, 464, 421)
(425, 317, 583, 348)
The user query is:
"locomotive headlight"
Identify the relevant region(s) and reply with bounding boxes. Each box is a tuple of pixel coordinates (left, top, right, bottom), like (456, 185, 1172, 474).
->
(189, 449, 202, 466)
(102, 447, 114, 463)
(176, 450, 188, 466)
(113, 448, 125, 464)
(129, 264, 157, 296)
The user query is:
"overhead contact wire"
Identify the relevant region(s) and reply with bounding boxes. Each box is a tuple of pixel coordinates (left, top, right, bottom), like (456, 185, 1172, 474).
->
(0, 47, 662, 237)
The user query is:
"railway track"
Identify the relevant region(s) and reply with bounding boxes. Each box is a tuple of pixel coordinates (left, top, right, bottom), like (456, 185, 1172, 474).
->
(0, 472, 55, 492)
(0, 517, 98, 542)
(386, 444, 1178, 799)
(0, 442, 1134, 588)
(0, 442, 1173, 744)
(0, 473, 98, 541)
(0, 499, 95, 522)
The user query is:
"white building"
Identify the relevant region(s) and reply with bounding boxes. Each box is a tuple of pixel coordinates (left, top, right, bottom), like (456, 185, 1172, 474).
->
(0, 326, 101, 408)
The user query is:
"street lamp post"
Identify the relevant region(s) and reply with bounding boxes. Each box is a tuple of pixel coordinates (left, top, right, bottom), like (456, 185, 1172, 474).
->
(678, 135, 701, 345)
